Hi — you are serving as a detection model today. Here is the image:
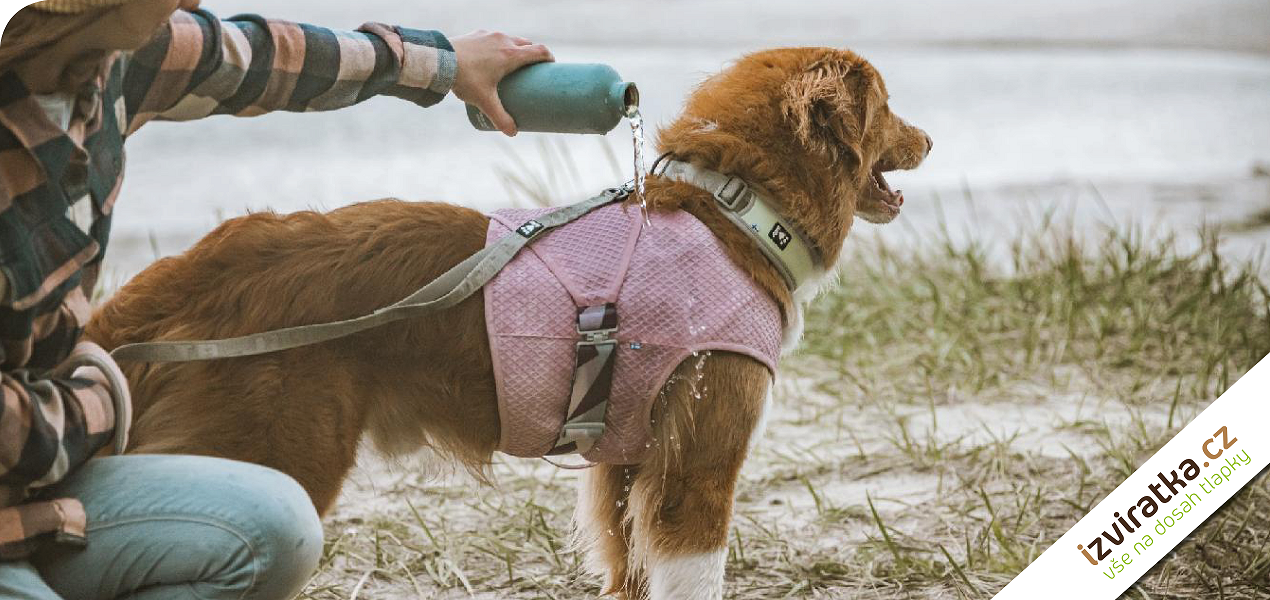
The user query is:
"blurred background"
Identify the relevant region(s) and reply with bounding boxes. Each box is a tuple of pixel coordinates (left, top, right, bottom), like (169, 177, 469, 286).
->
(106, 0, 1270, 285)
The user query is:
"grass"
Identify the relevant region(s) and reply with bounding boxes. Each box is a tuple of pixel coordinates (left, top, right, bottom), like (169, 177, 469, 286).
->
(1235, 206, 1270, 232)
(297, 191, 1270, 598)
(803, 222, 1270, 405)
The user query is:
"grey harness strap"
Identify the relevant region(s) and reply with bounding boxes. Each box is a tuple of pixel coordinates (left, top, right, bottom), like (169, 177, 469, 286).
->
(110, 187, 628, 364)
(651, 156, 820, 291)
(548, 303, 618, 457)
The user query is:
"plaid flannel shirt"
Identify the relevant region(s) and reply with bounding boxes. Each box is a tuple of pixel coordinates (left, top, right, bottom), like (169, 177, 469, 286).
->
(0, 9, 456, 560)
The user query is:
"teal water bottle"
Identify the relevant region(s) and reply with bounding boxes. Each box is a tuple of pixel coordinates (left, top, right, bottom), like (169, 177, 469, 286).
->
(466, 63, 639, 134)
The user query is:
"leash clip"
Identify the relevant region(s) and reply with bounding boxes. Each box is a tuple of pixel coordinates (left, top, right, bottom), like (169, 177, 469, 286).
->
(604, 181, 635, 201)
(615, 180, 636, 200)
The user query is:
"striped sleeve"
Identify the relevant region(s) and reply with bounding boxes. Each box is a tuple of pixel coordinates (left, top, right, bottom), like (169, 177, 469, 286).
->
(123, 10, 457, 133)
(0, 498, 87, 560)
(0, 350, 118, 493)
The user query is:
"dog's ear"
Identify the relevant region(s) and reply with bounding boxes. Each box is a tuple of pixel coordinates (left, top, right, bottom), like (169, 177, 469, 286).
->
(782, 56, 883, 175)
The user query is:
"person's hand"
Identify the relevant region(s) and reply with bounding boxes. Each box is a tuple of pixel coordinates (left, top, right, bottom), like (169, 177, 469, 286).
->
(451, 30, 554, 136)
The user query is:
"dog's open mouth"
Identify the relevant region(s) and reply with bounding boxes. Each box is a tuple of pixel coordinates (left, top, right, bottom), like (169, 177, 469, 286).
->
(859, 164, 904, 224)
(871, 165, 904, 208)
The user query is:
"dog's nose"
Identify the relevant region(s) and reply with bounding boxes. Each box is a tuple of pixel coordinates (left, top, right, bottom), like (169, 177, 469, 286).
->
(924, 133, 933, 153)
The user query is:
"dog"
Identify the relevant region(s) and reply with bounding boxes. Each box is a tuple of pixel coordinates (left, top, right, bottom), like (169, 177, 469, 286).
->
(85, 47, 930, 599)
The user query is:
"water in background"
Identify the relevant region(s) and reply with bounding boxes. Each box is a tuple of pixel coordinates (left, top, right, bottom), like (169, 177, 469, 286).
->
(106, 0, 1270, 285)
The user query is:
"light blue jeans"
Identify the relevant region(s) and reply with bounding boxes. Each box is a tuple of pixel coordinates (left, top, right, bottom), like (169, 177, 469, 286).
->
(0, 455, 323, 600)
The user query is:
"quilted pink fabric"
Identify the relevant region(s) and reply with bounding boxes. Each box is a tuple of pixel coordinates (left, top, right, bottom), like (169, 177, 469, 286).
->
(484, 202, 783, 464)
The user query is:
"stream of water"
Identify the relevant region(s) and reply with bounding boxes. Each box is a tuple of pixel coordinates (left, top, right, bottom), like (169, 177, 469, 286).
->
(628, 108, 651, 227)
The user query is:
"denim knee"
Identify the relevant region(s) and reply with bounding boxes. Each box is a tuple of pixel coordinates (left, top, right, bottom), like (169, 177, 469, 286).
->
(228, 463, 324, 600)
(33, 455, 324, 600)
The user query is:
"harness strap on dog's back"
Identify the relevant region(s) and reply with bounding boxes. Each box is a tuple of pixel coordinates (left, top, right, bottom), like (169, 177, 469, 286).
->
(110, 187, 630, 363)
(547, 303, 618, 456)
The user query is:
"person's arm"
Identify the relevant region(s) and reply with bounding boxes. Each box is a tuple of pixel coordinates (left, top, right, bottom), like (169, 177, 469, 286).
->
(0, 341, 119, 558)
(0, 342, 124, 496)
(122, 9, 458, 133)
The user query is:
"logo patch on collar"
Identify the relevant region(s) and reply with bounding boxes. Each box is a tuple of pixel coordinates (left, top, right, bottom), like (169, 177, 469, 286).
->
(768, 222, 792, 250)
(516, 220, 545, 238)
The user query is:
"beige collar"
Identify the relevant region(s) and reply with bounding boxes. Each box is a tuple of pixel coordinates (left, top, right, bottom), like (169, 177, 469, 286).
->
(651, 157, 820, 291)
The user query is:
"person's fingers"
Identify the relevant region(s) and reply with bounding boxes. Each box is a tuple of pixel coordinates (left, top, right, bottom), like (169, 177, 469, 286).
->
(510, 35, 533, 46)
(479, 93, 518, 136)
(509, 43, 554, 69)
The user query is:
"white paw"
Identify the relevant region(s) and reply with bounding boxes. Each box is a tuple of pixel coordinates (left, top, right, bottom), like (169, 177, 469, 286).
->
(649, 549, 726, 600)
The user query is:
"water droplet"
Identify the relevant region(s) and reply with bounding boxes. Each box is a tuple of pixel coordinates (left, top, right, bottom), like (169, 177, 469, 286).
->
(608, 528, 615, 536)
(686, 351, 711, 401)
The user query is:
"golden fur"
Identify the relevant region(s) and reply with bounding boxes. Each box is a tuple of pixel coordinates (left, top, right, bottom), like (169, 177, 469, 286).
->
(86, 47, 930, 597)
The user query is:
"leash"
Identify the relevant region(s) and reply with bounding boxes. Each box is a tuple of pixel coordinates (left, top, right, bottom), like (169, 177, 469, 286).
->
(110, 187, 629, 364)
(54, 342, 131, 455)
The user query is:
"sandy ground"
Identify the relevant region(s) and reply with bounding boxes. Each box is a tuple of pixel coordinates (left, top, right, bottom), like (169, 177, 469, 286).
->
(307, 344, 1241, 597)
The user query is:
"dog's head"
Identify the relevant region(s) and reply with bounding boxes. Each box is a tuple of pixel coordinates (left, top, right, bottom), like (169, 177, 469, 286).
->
(658, 47, 931, 262)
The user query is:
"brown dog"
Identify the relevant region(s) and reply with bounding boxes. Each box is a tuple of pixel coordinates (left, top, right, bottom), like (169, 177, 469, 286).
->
(86, 47, 930, 599)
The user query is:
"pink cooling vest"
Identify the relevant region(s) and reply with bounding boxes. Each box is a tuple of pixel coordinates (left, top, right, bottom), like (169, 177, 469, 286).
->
(483, 202, 783, 464)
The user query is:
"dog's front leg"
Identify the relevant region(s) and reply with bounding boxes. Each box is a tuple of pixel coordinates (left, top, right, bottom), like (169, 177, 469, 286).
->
(648, 547, 728, 600)
(576, 463, 637, 597)
(575, 462, 732, 600)
(626, 453, 737, 600)
(625, 353, 770, 600)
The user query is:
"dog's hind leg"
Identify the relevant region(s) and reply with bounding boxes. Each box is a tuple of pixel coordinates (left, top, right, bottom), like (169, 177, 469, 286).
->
(625, 352, 770, 600)
(576, 463, 639, 598)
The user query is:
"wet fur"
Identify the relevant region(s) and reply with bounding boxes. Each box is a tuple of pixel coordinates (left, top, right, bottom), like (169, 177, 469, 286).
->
(86, 47, 929, 598)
